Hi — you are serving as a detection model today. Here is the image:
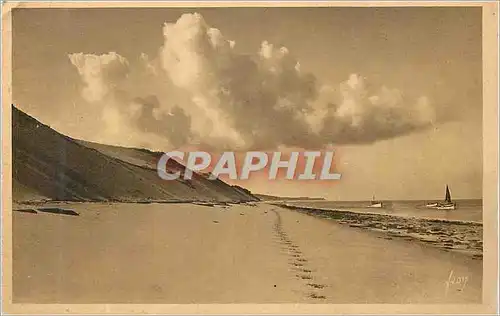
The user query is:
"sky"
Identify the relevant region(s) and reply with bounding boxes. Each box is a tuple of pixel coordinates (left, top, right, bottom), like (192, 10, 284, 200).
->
(12, 7, 483, 200)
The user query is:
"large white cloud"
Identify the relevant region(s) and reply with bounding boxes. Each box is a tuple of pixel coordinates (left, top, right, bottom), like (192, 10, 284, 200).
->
(68, 51, 191, 149)
(68, 52, 129, 102)
(68, 13, 436, 151)
(318, 74, 436, 143)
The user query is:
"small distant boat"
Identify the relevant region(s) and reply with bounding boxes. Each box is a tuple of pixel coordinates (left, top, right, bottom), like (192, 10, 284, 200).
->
(368, 195, 383, 208)
(435, 204, 456, 210)
(426, 185, 456, 210)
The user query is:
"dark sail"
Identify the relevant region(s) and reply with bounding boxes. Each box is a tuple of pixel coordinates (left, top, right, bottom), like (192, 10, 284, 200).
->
(444, 185, 452, 203)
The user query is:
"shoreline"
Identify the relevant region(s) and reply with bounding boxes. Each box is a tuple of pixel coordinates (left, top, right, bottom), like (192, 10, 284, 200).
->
(275, 203, 483, 259)
(274, 203, 483, 225)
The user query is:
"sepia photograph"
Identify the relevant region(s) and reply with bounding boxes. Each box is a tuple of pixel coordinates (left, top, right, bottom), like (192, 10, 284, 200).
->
(1, 1, 499, 314)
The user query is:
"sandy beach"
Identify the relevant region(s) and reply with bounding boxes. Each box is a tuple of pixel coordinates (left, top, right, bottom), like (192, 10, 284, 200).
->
(12, 202, 482, 304)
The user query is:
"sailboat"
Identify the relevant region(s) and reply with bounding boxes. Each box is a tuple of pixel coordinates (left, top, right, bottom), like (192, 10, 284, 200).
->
(426, 185, 456, 210)
(368, 195, 383, 208)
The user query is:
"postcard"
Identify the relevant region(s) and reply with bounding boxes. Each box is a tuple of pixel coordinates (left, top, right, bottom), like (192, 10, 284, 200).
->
(1, 1, 498, 314)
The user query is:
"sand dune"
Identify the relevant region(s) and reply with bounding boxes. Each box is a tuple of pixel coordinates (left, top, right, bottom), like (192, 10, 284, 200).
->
(12, 106, 257, 203)
(12, 202, 481, 303)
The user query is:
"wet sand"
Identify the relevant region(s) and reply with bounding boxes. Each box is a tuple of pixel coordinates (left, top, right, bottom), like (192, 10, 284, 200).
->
(278, 204, 483, 258)
(12, 202, 482, 303)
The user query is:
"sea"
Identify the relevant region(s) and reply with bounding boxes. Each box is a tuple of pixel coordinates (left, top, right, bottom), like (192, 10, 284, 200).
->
(287, 199, 483, 224)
